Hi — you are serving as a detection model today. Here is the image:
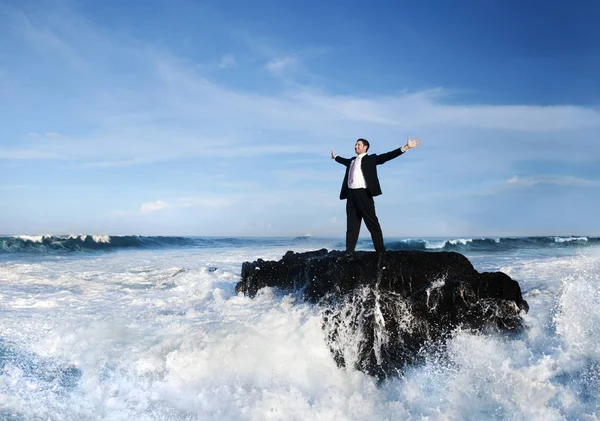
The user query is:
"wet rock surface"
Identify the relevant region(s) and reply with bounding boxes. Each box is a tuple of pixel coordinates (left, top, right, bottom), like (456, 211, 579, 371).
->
(236, 249, 529, 379)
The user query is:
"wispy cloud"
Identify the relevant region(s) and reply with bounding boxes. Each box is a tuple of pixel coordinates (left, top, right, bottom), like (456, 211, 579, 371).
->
(112, 195, 239, 219)
(75, 159, 151, 169)
(2, 7, 599, 168)
(140, 200, 170, 214)
(0, 149, 64, 160)
(505, 175, 599, 188)
(28, 131, 66, 139)
(271, 168, 340, 183)
(178, 196, 238, 209)
(2, 2, 599, 237)
(0, 184, 33, 190)
(476, 174, 600, 197)
(266, 55, 299, 77)
(218, 53, 237, 69)
(44, 131, 64, 139)
(9, 6, 88, 70)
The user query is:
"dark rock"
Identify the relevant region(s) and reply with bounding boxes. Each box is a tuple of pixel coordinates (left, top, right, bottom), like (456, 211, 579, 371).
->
(236, 249, 528, 379)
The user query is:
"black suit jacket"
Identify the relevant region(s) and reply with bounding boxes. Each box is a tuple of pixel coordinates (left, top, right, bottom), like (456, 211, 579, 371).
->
(335, 147, 404, 200)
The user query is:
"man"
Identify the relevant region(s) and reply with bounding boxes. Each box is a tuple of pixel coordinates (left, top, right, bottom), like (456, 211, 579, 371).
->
(331, 137, 421, 257)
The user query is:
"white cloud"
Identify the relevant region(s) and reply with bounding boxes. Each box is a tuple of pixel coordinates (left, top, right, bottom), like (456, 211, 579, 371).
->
(44, 131, 64, 138)
(0, 184, 33, 190)
(475, 174, 600, 197)
(218, 53, 237, 69)
(140, 200, 170, 214)
(10, 7, 88, 70)
(266, 55, 299, 77)
(4, 70, 599, 172)
(505, 175, 598, 188)
(0, 149, 63, 159)
(271, 168, 340, 183)
(129, 196, 236, 217)
(76, 159, 152, 169)
(178, 196, 238, 209)
(3, 2, 600, 238)
(3, 11, 599, 168)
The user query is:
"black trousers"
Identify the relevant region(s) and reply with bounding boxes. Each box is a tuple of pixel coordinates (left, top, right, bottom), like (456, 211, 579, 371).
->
(345, 188, 385, 253)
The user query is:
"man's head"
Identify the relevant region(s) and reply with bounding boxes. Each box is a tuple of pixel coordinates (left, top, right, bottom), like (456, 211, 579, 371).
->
(355, 138, 369, 155)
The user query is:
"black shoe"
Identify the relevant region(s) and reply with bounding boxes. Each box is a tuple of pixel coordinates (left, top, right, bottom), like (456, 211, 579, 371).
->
(376, 251, 387, 268)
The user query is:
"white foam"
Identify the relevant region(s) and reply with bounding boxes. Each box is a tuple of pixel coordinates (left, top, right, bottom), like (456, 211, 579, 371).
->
(555, 249, 600, 361)
(554, 236, 588, 243)
(14, 234, 112, 243)
(1, 242, 599, 419)
(67, 234, 112, 243)
(447, 238, 474, 245)
(426, 277, 446, 310)
(423, 330, 563, 420)
(15, 234, 49, 243)
(423, 239, 447, 249)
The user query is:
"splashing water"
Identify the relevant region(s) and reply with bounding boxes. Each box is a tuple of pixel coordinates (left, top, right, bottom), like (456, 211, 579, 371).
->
(0, 237, 598, 420)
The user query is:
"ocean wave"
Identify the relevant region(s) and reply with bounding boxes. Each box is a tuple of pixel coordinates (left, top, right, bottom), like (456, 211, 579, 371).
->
(386, 236, 600, 252)
(0, 235, 199, 253)
(0, 234, 325, 254)
(2, 234, 598, 254)
(554, 236, 589, 243)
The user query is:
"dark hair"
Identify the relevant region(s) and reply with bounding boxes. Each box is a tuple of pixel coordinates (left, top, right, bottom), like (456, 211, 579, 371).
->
(357, 138, 370, 151)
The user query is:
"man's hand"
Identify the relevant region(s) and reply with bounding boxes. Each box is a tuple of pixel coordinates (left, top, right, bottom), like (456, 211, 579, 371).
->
(331, 149, 337, 159)
(407, 136, 421, 148)
(402, 136, 422, 152)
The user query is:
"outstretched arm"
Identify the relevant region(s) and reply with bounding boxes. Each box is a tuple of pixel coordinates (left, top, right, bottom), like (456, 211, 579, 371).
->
(376, 136, 422, 164)
(331, 149, 351, 166)
(401, 136, 421, 152)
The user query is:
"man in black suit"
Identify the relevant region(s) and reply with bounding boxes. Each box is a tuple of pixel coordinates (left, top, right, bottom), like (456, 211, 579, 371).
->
(331, 137, 421, 257)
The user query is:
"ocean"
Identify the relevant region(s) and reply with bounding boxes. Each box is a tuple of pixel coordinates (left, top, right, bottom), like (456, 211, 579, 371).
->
(0, 235, 598, 420)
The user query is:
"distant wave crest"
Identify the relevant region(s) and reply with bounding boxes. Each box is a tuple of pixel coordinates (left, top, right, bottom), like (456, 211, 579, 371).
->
(0, 235, 198, 253)
(386, 236, 600, 252)
(2, 234, 598, 254)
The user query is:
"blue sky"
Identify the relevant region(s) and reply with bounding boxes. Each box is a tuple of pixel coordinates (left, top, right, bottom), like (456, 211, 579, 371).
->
(1, 0, 599, 237)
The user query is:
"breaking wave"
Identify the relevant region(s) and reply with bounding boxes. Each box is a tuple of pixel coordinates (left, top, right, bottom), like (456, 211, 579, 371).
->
(1, 235, 204, 253)
(386, 236, 599, 252)
(2, 234, 597, 254)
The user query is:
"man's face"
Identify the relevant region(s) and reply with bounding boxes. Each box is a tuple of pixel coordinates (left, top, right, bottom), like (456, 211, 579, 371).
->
(355, 141, 368, 155)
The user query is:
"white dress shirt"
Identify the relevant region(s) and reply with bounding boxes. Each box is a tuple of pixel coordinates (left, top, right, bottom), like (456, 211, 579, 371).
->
(348, 152, 367, 189)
